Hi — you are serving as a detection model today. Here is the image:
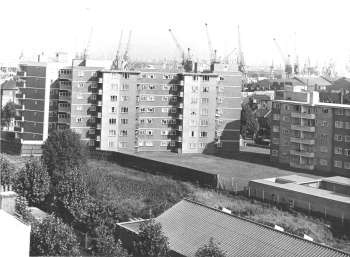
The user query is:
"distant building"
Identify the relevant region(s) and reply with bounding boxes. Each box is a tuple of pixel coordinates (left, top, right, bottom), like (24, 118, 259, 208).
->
(96, 67, 241, 155)
(117, 199, 348, 257)
(249, 175, 350, 223)
(271, 88, 350, 175)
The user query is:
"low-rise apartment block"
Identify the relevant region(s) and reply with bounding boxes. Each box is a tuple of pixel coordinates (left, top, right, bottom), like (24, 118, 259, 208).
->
(271, 88, 350, 175)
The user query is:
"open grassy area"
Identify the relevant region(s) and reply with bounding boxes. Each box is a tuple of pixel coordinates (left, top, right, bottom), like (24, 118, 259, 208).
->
(86, 158, 350, 253)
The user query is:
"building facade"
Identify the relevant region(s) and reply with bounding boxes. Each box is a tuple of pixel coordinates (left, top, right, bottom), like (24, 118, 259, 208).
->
(97, 68, 241, 155)
(271, 89, 350, 175)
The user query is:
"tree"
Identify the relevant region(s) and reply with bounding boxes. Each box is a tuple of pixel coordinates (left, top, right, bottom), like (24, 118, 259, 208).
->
(195, 238, 227, 257)
(55, 168, 88, 223)
(91, 224, 131, 257)
(15, 195, 33, 223)
(241, 99, 259, 139)
(134, 219, 170, 257)
(42, 129, 86, 184)
(0, 155, 13, 189)
(1, 101, 16, 129)
(13, 158, 50, 207)
(30, 215, 80, 256)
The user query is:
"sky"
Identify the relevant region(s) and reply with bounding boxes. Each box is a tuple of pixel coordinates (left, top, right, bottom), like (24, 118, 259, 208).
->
(1, 0, 350, 74)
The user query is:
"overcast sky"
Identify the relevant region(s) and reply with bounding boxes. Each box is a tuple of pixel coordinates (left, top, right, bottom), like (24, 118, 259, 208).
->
(1, 0, 350, 74)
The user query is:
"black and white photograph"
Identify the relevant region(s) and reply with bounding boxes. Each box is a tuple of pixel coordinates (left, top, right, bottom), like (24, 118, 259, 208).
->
(0, 0, 350, 256)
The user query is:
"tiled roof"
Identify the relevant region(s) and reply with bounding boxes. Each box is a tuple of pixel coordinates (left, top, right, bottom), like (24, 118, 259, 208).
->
(118, 199, 349, 257)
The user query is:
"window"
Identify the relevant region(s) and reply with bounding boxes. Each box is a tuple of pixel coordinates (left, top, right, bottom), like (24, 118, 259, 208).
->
(77, 94, 83, 100)
(190, 131, 196, 137)
(160, 141, 169, 147)
(319, 159, 328, 166)
(149, 84, 155, 90)
(111, 95, 118, 102)
(273, 114, 280, 120)
(271, 150, 278, 157)
(121, 96, 129, 101)
(108, 141, 114, 148)
(148, 74, 156, 79)
(320, 134, 328, 144)
(335, 121, 344, 128)
(76, 106, 82, 111)
(171, 85, 177, 91)
(76, 117, 82, 123)
(202, 75, 209, 81)
(201, 108, 209, 116)
(90, 106, 96, 111)
(320, 146, 328, 153)
(199, 143, 207, 148)
(120, 118, 128, 124)
(119, 130, 128, 136)
(171, 96, 177, 102)
(88, 140, 95, 147)
(161, 130, 169, 136)
(272, 138, 279, 144)
(334, 147, 343, 155)
(191, 97, 198, 104)
(170, 141, 176, 147)
(111, 83, 118, 90)
(162, 107, 169, 113)
(216, 142, 223, 148)
(191, 86, 198, 93)
(345, 122, 350, 129)
(111, 107, 116, 113)
(123, 73, 129, 79)
(148, 108, 155, 113)
(78, 71, 84, 77)
(90, 82, 97, 88)
(91, 94, 97, 100)
(200, 131, 208, 138)
(109, 118, 117, 125)
(335, 109, 344, 115)
(171, 108, 177, 113)
(201, 98, 209, 104)
(108, 130, 116, 136)
(121, 84, 129, 90)
(345, 109, 350, 116)
(334, 134, 343, 142)
(334, 160, 342, 168)
(119, 142, 128, 148)
(282, 129, 289, 135)
(344, 149, 350, 156)
(272, 126, 279, 133)
(322, 108, 329, 113)
(163, 85, 170, 90)
(200, 120, 209, 126)
(147, 119, 152, 124)
(345, 136, 350, 142)
(202, 86, 209, 92)
(121, 107, 128, 113)
(344, 162, 350, 170)
(162, 96, 169, 102)
(188, 143, 197, 149)
(320, 121, 329, 127)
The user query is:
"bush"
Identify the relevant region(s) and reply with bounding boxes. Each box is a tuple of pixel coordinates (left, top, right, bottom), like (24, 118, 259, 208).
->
(13, 159, 50, 207)
(30, 215, 80, 256)
(195, 238, 227, 257)
(0, 154, 14, 188)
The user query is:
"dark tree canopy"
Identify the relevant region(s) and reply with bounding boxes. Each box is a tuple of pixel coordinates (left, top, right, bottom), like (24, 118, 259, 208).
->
(42, 129, 86, 183)
(0, 155, 13, 188)
(1, 101, 16, 128)
(134, 219, 170, 257)
(30, 215, 80, 256)
(13, 158, 50, 207)
(195, 238, 227, 257)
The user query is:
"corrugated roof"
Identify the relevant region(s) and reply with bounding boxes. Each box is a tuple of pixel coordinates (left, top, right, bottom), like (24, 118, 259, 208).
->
(118, 199, 349, 257)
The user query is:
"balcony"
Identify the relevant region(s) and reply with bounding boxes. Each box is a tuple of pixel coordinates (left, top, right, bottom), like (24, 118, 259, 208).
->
(59, 95, 71, 102)
(96, 124, 101, 130)
(178, 103, 183, 108)
(17, 71, 26, 77)
(98, 89, 103, 95)
(98, 77, 103, 84)
(290, 162, 314, 170)
(96, 136, 101, 141)
(291, 112, 315, 119)
(58, 117, 70, 124)
(177, 125, 183, 131)
(15, 92, 25, 99)
(178, 91, 184, 97)
(59, 82, 71, 90)
(97, 112, 102, 118)
(97, 101, 102, 106)
(177, 136, 183, 142)
(290, 137, 315, 145)
(291, 124, 315, 132)
(290, 150, 315, 158)
(58, 105, 70, 113)
(16, 80, 26, 88)
(177, 114, 183, 119)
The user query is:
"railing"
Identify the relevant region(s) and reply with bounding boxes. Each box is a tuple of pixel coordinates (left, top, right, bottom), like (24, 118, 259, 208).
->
(97, 112, 102, 118)
(290, 150, 315, 158)
(96, 124, 101, 129)
(98, 89, 103, 95)
(290, 162, 314, 170)
(291, 112, 316, 119)
(291, 124, 315, 132)
(58, 105, 70, 113)
(58, 95, 71, 102)
(290, 137, 315, 145)
(97, 101, 102, 106)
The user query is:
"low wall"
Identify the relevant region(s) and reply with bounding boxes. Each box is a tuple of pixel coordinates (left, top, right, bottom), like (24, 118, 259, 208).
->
(91, 150, 219, 188)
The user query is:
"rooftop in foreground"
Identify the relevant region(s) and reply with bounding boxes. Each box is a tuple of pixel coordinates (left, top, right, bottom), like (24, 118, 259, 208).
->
(118, 199, 349, 257)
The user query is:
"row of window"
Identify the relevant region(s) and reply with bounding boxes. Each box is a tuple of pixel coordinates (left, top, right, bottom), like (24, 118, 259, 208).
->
(334, 160, 350, 169)
(335, 121, 350, 129)
(334, 147, 350, 156)
(109, 118, 128, 125)
(137, 83, 178, 91)
(334, 134, 350, 142)
(334, 109, 350, 116)
(139, 74, 176, 80)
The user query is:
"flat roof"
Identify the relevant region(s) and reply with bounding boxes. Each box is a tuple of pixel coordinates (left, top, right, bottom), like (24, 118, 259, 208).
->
(322, 176, 350, 186)
(276, 175, 319, 184)
(250, 179, 350, 204)
(118, 199, 349, 257)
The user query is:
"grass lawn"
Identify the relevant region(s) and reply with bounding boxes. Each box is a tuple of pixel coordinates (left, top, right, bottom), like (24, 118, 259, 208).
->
(134, 146, 320, 191)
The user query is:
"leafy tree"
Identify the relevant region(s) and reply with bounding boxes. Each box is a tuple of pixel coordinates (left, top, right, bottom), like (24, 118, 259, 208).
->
(15, 195, 33, 223)
(1, 101, 16, 129)
(241, 99, 259, 139)
(30, 215, 80, 256)
(195, 238, 227, 257)
(134, 219, 170, 257)
(55, 168, 88, 223)
(91, 224, 131, 256)
(0, 155, 13, 188)
(42, 129, 86, 184)
(13, 158, 50, 206)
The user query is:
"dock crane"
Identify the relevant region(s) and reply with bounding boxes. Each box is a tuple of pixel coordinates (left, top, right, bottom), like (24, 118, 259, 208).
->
(111, 30, 124, 70)
(82, 27, 93, 62)
(273, 38, 293, 78)
(293, 32, 299, 75)
(204, 23, 217, 69)
(237, 25, 246, 74)
(121, 30, 132, 70)
(168, 28, 192, 72)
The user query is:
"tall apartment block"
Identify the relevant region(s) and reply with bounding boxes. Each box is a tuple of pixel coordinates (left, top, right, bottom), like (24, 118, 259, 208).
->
(271, 88, 350, 175)
(96, 66, 241, 156)
(15, 61, 67, 156)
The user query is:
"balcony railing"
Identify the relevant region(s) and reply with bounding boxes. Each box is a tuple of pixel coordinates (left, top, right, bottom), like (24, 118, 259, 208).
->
(291, 112, 316, 119)
(177, 136, 183, 142)
(96, 136, 101, 141)
(97, 112, 102, 118)
(98, 78, 103, 84)
(97, 101, 102, 106)
(177, 125, 183, 131)
(59, 82, 71, 90)
(58, 95, 71, 102)
(58, 105, 70, 113)
(96, 124, 101, 130)
(98, 89, 103, 95)
(290, 162, 314, 170)
(17, 71, 26, 77)
(58, 117, 70, 124)
(291, 124, 315, 132)
(290, 150, 315, 158)
(290, 137, 315, 145)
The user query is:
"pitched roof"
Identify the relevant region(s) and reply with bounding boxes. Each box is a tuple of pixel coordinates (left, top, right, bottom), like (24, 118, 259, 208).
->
(118, 199, 349, 257)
